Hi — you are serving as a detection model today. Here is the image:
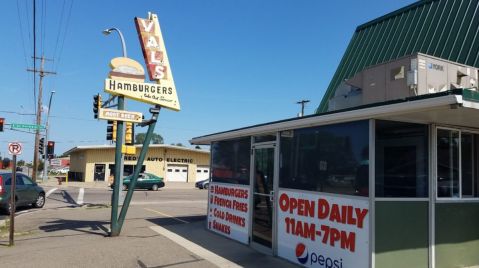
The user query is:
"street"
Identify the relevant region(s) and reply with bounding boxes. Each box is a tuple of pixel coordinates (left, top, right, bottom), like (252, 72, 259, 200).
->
(0, 183, 295, 268)
(0, 183, 209, 218)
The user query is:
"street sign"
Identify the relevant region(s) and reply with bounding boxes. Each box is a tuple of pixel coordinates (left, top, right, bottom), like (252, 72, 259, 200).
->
(8, 142, 22, 155)
(11, 123, 45, 130)
(98, 108, 143, 123)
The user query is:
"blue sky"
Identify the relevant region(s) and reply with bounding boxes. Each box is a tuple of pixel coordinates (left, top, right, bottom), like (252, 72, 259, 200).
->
(0, 0, 417, 162)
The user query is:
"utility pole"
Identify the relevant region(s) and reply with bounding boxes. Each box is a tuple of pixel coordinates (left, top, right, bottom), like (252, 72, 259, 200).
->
(27, 54, 56, 182)
(296, 100, 310, 117)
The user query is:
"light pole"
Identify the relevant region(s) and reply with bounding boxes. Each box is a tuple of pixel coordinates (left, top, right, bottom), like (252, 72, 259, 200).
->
(42, 91, 55, 182)
(103, 27, 127, 236)
(103, 28, 127, 57)
(20, 106, 23, 123)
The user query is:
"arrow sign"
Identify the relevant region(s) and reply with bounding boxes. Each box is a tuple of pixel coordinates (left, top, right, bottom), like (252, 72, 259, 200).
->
(11, 123, 45, 130)
(98, 108, 143, 123)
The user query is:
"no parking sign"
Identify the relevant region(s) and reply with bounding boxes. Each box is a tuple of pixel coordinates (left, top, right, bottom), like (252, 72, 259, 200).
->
(8, 142, 22, 155)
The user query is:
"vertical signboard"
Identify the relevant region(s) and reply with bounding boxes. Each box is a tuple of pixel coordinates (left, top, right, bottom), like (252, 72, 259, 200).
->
(277, 190, 370, 268)
(207, 183, 250, 244)
(134, 13, 180, 111)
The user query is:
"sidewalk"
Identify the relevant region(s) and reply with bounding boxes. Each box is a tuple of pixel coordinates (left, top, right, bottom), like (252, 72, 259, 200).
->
(37, 179, 197, 190)
(0, 205, 297, 268)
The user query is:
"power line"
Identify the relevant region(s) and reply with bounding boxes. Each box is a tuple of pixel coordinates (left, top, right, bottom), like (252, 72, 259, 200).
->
(51, 0, 74, 92)
(33, 0, 36, 115)
(16, 0, 29, 71)
(24, 0, 33, 54)
(48, 0, 66, 92)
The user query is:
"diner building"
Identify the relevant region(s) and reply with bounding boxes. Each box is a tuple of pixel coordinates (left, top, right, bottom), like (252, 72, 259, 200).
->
(190, 1, 479, 267)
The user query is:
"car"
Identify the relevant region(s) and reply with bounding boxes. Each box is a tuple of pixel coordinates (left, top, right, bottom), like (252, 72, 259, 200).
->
(110, 173, 165, 191)
(16, 166, 23, 172)
(195, 179, 209, 189)
(58, 167, 69, 174)
(0, 172, 46, 214)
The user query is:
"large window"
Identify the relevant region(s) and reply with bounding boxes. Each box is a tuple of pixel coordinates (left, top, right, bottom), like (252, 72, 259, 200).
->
(211, 137, 251, 185)
(375, 120, 429, 198)
(279, 120, 369, 196)
(437, 128, 479, 198)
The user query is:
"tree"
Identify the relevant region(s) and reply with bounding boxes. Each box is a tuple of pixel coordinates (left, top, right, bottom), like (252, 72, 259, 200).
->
(135, 133, 164, 144)
(170, 143, 184, 147)
(195, 145, 201, 149)
(2, 158, 11, 169)
(18, 160, 25, 166)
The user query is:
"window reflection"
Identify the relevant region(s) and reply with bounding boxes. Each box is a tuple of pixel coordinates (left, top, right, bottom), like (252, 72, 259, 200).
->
(279, 120, 369, 197)
(211, 137, 251, 185)
(437, 129, 460, 198)
(375, 120, 429, 198)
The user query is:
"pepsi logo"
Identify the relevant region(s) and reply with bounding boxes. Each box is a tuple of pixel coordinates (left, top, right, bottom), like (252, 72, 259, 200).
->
(296, 243, 308, 264)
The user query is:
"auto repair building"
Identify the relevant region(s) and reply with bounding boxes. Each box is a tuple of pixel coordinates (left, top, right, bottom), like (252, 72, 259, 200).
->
(64, 144, 210, 183)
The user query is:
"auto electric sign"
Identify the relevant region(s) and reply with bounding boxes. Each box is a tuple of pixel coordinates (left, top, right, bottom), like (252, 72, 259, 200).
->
(207, 183, 250, 244)
(277, 190, 370, 268)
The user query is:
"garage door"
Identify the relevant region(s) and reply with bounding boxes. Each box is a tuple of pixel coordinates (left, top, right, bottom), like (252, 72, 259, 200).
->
(196, 166, 210, 182)
(167, 165, 188, 182)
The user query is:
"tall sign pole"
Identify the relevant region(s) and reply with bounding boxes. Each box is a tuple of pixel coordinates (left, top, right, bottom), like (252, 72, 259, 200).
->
(105, 12, 180, 237)
(7, 142, 22, 246)
(9, 154, 16, 246)
(27, 55, 56, 182)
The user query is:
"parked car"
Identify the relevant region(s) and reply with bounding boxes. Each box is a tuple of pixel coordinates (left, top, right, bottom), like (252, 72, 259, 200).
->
(16, 166, 23, 172)
(195, 179, 209, 189)
(58, 167, 69, 174)
(110, 173, 165, 191)
(0, 172, 46, 214)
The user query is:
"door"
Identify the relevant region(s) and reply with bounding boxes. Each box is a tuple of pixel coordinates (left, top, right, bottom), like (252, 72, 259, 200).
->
(137, 174, 147, 188)
(251, 145, 276, 254)
(14, 175, 28, 205)
(20, 175, 37, 203)
(196, 166, 210, 181)
(167, 165, 188, 182)
(94, 164, 106, 181)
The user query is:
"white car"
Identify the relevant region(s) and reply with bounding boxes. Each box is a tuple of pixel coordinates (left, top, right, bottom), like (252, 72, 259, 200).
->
(58, 167, 69, 174)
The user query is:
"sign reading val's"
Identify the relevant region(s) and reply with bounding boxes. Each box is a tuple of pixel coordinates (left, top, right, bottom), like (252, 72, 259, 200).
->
(277, 190, 370, 268)
(104, 13, 180, 111)
(208, 183, 250, 244)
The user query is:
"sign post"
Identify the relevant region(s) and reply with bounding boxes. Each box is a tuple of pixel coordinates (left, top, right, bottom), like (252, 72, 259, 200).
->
(107, 12, 180, 237)
(8, 142, 22, 246)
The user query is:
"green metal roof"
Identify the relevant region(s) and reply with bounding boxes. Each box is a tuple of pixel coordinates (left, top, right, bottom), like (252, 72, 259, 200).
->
(317, 0, 479, 113)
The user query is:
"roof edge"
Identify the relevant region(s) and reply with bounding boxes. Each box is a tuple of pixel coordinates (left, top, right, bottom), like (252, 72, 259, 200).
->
(191, 89, 469, 145)
(356, 0, 435, 32)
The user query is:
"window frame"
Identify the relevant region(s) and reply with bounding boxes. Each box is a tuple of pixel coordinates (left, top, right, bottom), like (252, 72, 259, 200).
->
(436, 126, 479, 201)
(374, 119, 430, 199)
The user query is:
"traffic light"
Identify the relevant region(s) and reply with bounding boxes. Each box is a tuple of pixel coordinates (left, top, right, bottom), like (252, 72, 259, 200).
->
(125, 122, 134, 145)
(0, 118, 4, 132)
(93, 94, 101, 119)
(106, 121, 117, 141)
(39, 138, 45, 154)
(47, 141, 55, 159)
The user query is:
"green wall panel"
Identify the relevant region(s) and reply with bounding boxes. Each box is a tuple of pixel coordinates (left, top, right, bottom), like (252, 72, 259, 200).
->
(435, 203, 479, 268)
(375, 201, 429, 268)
